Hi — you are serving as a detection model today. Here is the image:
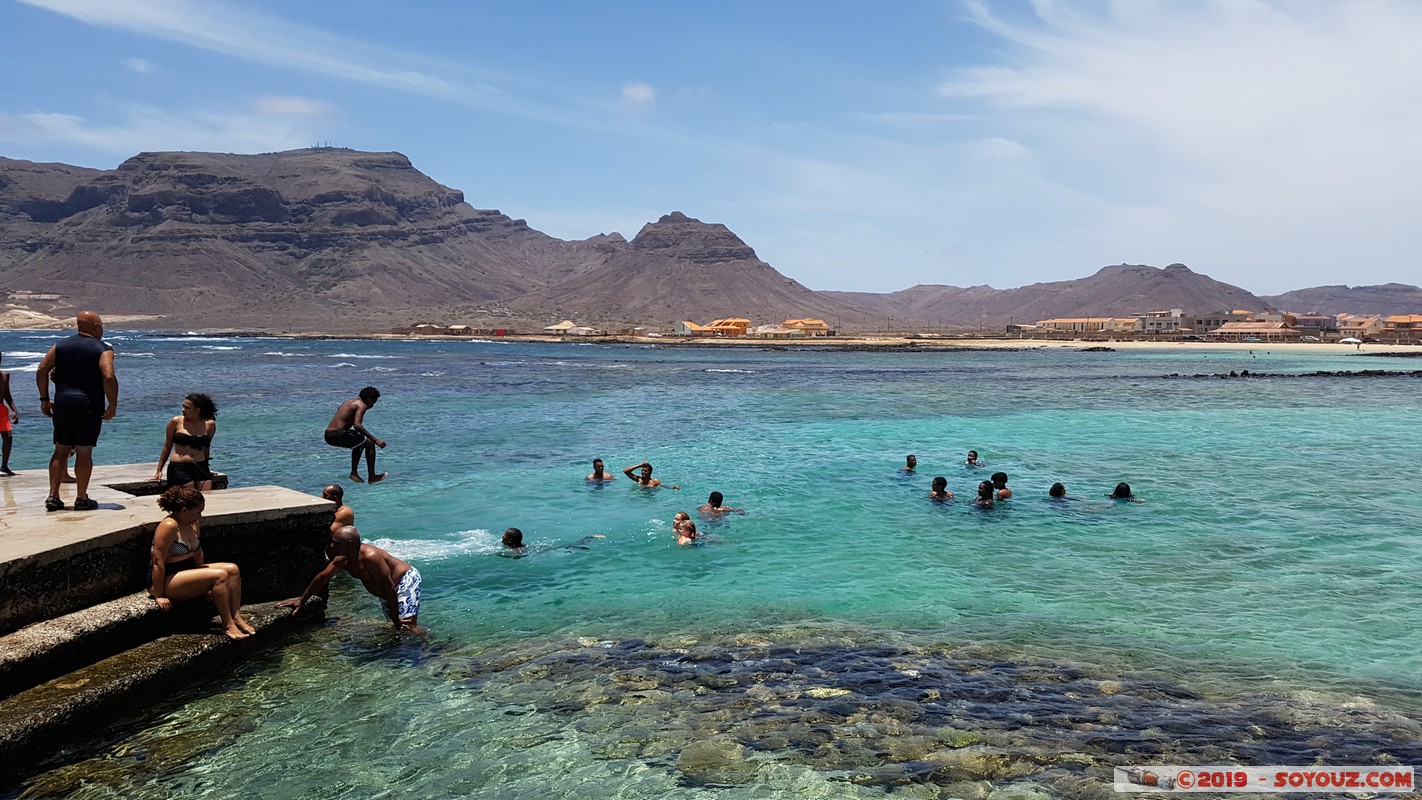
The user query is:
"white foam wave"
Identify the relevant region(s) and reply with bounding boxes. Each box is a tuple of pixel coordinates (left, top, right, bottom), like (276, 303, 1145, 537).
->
(370, 529, 502, 561)
(704, 368, 756, 373)
(201, 345, 242, 351)
(151, 336, 232, 342)
(122, 352, 156, 358)
(328, 353, 397, 359)
(9, 364, 38, 373)
(0, 351, 46, 359)
(330, 362, 356, 368)
(262, 351, 302, 358)
(368, 366, 398, 372)
(420, 371, 446, 377)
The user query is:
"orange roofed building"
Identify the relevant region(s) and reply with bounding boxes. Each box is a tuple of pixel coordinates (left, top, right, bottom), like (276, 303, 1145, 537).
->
(782, 318, 833, 336)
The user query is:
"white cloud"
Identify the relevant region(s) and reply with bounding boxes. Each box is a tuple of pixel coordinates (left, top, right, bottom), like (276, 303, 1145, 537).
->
(21, 0, 464, 98)
(928, 0, 1422, 291)
(622, 82, 655, 105)
(123, 57, 155, 74)
(0, 103, 324, 155)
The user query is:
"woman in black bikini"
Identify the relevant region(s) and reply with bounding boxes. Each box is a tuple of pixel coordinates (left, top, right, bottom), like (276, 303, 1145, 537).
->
(148, 486, 254, 640)
(154, 393, 217, 489)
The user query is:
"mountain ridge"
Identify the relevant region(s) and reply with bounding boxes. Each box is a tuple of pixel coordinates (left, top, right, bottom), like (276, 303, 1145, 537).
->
(2, 149, 1418, 331)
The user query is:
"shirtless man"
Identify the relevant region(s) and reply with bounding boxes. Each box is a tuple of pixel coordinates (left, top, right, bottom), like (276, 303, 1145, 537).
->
(325, 386, 386, 484)
(698, 491, 745, 517)
(623, 461, 678, 490)
(586, 458, 617, 482)
(899, 454, 917, 474)
(279, 525, 423, 633)
(322, 484, 355, 534)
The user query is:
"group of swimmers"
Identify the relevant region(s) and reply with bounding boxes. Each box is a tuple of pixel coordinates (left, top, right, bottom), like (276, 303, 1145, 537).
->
(585, 459, 745, 544)
(904, 451, 1140, 508)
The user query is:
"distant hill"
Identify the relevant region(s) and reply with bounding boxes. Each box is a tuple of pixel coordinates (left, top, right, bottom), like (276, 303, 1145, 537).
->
(825, 264, 1274, 326)
(1261, 284, 1422, 316)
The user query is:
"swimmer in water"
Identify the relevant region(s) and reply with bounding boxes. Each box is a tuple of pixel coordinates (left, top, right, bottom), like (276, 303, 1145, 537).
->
(500, 526, 605, 556)
(900, 454, 917, 474)
(1109, 482, 1142, 502)
(991, 471, 1012, 501)
(1048, 482, 1074, 500)
(698, 491, 745, 517)
(965, 450, 983, 468)
(623, 460, 678, 490)
(973, 480, 995, 509)
(673, 511, 692, 534)
(928, 476, 952, 501)
(586, 458, 617, 482)
(677, 520, 699, 546)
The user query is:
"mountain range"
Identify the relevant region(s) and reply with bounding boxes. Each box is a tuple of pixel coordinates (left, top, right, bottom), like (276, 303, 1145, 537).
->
(1, 148, 1417, 332)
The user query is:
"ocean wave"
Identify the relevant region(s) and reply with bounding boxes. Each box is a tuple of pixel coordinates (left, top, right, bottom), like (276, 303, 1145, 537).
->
(328, 353, 398, 359)
(368, 366, 398, 372)
(704, 368, 756, 374)
(201, 345, 242, 351)
(122, 352, 157, 358)
(330, 362, 356, 368)
(370, 529, 502, 561)
(421, 371, 447, 377)
(150, 336, 233, 342)
(1, 351, 46, 359)
(8, 364, 38, 373)
(262, 351, 303, 358)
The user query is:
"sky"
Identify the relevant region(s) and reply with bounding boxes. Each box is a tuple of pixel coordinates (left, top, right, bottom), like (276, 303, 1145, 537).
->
(3, 0, 1421, 295)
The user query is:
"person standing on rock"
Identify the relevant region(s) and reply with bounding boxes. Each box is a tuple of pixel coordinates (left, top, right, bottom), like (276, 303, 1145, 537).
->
(36, 311, 117, 511)
(324, 386, 386, 483)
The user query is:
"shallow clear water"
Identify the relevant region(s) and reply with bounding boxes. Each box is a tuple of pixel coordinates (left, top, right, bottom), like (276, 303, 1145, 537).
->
(4, 334, 1421, 798)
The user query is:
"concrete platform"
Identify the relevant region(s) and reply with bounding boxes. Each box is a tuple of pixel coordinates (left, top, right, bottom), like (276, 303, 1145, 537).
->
(0, 463, 334, 634)
(0, 462, 337, 789)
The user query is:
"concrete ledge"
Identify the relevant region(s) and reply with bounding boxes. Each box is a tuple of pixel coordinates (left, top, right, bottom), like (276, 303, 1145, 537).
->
(0, 598, 326, 788)
(1, 477, 333, 635)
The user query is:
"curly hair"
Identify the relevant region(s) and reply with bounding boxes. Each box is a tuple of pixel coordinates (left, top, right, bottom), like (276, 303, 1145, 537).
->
(158, 485, 205, 513)
(185, 392, 218, 419)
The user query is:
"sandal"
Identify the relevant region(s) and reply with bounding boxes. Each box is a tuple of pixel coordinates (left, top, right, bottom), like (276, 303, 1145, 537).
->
(45, 495, 65, 512)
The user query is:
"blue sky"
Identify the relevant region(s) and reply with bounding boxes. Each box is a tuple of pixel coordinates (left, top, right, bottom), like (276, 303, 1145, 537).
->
(3, 0, 1421, 295)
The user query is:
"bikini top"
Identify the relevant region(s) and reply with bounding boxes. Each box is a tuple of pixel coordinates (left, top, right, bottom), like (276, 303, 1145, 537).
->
(169, 534, 201, 556)
(173, 431, 211, 448)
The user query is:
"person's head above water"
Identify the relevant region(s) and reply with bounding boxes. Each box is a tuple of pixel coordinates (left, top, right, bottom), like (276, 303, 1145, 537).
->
(931, 476, 947, 493)
(707, 491, 723, 507)
(502, 527, 524, 548)
(358, 386, 380, 406)
(991, 471, 1008, 488)
(977, 481, 995, 503)
(966, 450, 980, 464)
(905, 454, 917, 469)
(322, 484, 344, 503)
(1049, 482, 1066, 498)
(592, 458, 606, 473)
(1111, 482, 1133, 499)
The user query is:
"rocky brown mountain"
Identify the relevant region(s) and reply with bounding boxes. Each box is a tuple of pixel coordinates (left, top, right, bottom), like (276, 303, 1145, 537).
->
(0, 150, 870, 330)
(1262, 284, 1422, 317)
(826, 264, 1274, 326)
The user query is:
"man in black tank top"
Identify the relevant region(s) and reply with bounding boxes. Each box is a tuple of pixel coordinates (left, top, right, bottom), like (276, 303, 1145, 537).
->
(36, 311, 118, 512)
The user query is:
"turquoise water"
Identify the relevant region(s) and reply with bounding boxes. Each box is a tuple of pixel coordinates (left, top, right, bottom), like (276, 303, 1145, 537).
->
(4, 334, 1421, 798)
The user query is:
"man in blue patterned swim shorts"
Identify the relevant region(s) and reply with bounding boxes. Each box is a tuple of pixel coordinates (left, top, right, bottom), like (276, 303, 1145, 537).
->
(280, 525, 424, 633)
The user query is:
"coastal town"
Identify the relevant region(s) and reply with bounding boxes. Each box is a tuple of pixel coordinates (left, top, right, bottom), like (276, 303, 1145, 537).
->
(392, 310, 1422, 344)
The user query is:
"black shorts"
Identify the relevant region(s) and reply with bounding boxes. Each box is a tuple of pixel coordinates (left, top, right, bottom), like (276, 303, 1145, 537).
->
(52, 399, 102, 448)
(167, 460, 213, 487)
(324, 428, 366, 449)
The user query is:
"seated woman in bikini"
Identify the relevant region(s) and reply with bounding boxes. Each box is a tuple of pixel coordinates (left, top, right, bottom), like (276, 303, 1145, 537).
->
(153, 393, 218, 490)
(148, 486, 254, 640)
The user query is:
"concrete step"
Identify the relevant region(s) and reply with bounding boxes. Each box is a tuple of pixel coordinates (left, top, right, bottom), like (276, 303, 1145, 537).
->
(0, 598, 326, 788)
(0, 591, 227, 700)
